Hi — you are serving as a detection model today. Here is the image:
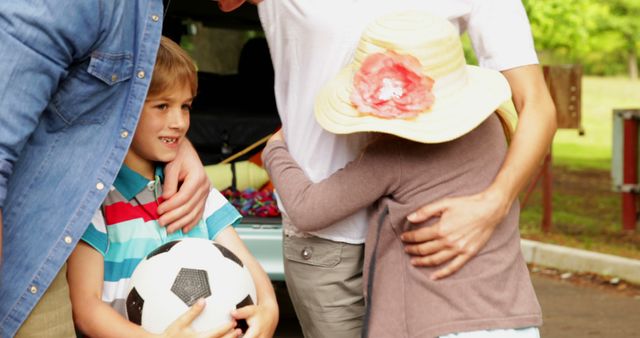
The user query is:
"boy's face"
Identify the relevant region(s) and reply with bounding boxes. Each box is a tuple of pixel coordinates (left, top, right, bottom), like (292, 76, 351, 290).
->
(127, 84, 193, 173)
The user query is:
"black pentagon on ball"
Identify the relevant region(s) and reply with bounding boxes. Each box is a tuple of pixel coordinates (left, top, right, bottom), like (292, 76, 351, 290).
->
(126, 287, 144, 325)
(213, 243, 243, 268)
(146, 240, 181, 259)
(171, 268, 212, 306)
(235, 295, 254, 333)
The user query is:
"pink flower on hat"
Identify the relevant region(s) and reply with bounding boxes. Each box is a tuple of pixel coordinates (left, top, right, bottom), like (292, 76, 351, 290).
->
(350, 51, 435, 119)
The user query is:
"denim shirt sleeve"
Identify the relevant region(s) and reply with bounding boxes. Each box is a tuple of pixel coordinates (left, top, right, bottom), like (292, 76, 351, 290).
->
(0, 0, 103, 207)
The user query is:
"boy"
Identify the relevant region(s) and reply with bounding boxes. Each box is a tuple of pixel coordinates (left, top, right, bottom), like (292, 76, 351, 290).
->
(67, 37, 278, 338)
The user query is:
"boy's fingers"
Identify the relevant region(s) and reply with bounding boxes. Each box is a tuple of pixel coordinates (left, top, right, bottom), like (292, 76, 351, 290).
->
(199, 322, 240, 338)
(175, 299, 206, 327)
(231, 305, 257, 320)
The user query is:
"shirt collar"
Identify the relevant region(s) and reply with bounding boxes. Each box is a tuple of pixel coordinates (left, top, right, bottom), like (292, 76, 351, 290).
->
(113, 164, 164, 201)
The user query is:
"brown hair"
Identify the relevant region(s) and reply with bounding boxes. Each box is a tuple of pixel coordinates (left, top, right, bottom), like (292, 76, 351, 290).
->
(148, 36, 198, 97)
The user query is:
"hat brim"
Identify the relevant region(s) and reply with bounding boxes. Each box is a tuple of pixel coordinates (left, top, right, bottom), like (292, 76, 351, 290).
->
(315, 65, 511, 143)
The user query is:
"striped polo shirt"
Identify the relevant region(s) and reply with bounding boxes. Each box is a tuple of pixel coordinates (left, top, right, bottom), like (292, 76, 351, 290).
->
(81, 165, 242, 317)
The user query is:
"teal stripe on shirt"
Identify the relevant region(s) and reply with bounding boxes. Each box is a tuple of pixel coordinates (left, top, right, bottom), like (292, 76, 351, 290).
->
(104, 258, 141, 282)
(105, 240, 164, 263)
(81, 223, 109, 255)
(206, 203, 242, 239)
(107, 218, 163, 243)
(105, 220, 211, 261)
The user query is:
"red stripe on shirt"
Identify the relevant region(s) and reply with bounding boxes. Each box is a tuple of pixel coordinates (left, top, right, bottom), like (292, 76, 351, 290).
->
(103, 198, 165, 225)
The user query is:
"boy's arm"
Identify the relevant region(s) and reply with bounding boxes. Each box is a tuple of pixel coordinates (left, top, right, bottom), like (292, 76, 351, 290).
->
(67, 242, 155, 338)
(214, 227, 279, 338)
(262, 138, 395, 231)
(67, 242, 239, 338)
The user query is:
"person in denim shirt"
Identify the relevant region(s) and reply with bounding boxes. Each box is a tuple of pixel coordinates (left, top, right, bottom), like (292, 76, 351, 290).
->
(0, 1, 211, 336)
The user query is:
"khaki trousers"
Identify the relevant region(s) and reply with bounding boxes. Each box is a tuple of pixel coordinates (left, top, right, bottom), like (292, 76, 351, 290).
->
(15, 264, 75, 338)
(283, 230, 365, 338)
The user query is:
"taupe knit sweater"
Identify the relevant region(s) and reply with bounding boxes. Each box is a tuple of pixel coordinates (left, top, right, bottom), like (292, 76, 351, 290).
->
(263, 115, 541, 337)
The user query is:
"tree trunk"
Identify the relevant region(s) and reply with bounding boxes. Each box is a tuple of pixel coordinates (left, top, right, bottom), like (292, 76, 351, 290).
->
(629, 50, 638, 80)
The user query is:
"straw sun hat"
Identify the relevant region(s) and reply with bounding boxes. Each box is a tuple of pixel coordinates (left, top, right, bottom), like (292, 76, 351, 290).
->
(314, 11, 515, 143)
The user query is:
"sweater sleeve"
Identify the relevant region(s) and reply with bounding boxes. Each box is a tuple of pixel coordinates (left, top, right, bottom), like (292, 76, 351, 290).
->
(262, 139, 398, 231)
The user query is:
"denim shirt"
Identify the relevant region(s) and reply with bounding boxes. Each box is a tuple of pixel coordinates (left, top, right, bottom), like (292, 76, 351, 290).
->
(0, 0, 163, 335)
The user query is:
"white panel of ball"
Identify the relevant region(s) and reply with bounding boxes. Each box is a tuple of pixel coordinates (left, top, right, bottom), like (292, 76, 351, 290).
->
(126, 238, 257, 333)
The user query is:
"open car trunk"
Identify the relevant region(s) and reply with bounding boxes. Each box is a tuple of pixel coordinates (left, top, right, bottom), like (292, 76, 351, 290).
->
(165, 2, 284, 281)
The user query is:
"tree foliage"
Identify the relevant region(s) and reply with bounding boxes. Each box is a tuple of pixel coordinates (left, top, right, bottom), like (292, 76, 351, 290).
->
(522, 0, 640, 77)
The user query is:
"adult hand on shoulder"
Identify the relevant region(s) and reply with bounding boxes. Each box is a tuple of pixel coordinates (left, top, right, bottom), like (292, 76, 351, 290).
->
(158, 139, 210, 234)
(161, 299, 241, 338)
(400, 188, 510, 280)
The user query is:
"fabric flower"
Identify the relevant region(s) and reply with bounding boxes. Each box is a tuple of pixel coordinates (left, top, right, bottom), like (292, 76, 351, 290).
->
(350, 51, 435, 118)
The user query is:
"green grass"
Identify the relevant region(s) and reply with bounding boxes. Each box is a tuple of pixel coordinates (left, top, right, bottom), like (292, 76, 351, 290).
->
(552, 76, 640, 170)
(519, 76, 640, 261)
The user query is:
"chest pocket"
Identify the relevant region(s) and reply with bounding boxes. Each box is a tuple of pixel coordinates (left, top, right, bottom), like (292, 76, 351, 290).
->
(47, 52, 133, 131)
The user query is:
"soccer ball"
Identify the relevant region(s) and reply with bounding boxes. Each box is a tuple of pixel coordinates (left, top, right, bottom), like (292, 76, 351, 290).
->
(125, 238, 257, 333)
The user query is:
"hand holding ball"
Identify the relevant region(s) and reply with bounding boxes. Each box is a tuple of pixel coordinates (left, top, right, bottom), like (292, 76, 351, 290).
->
(125, 238, 257, 333)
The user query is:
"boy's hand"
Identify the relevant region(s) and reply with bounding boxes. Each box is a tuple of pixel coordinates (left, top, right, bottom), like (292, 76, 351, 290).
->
(159, 140, 210, 233)
(162, 299, 241, 338)
(231, 302, 278, 338)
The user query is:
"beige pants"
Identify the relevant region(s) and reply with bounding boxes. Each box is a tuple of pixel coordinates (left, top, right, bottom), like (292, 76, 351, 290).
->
(283, 231, 365, 338)
(15, 264, 75, 338)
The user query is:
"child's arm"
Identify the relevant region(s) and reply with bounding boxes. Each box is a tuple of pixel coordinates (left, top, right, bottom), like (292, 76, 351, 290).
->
(214, 227, 279, 338)
(262, 135, 397, 231)
(67, 243, 240, 338)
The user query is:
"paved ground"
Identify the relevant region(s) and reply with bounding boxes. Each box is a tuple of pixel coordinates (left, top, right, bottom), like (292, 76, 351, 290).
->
(272, 273, 640, 338)
(533, 274, 640, 338)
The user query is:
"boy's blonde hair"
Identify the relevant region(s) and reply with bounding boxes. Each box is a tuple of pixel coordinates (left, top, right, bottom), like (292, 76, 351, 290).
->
(148, 36, 198, 97)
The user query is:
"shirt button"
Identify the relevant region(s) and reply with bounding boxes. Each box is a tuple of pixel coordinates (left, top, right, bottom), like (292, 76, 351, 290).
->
(120, 130, 129, 138)
(301, 247, 313, 260)
(137, 71, 145, 79)
(111, 74, 118, 82)
(64, 236, 73, 244)
(30, 286, 38, 294)
(151, 15, 160, 22)
(96, 182, 105, 190)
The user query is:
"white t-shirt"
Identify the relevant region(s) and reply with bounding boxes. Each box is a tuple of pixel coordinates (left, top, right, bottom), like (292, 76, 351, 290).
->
(258, 0, 538, 244)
